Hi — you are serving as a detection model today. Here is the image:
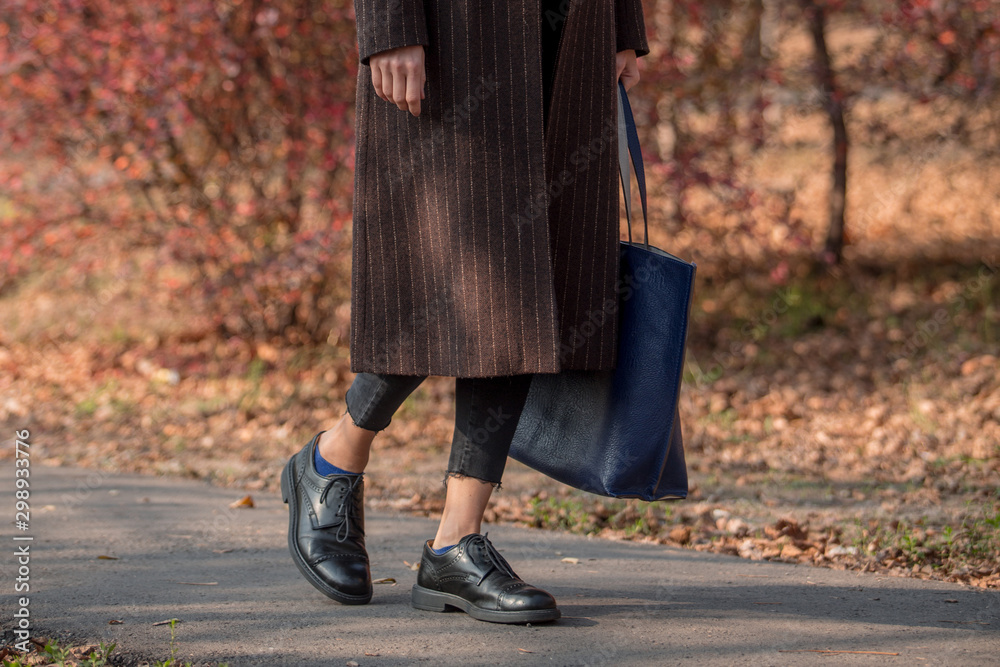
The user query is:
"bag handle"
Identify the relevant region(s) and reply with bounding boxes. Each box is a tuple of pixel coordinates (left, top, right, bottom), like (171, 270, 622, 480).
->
(617, 79, 649, 249)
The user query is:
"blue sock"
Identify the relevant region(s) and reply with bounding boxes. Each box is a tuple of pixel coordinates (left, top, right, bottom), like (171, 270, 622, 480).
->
(314, 446, 362, 477)
(430, 542, 456, 555)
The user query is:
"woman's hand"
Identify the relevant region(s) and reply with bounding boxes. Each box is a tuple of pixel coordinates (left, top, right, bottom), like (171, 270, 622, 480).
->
(371, 45, 634, 115)
(616, 49, 639, 91)
(370, 45, 426, 117)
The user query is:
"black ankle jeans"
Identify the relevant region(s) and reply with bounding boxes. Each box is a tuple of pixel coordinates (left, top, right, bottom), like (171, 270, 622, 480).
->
(345, 373, 534, 488)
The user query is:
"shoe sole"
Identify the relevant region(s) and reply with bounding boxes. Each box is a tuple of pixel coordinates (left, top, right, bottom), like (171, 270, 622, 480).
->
(411, 584, 561, 624)
(281, 457, 373, 605)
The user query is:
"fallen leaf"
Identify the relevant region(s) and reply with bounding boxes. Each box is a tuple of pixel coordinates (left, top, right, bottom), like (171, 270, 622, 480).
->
(781, 544, 804, 559)
(518, 648, 534, 653)
(826, 545, 859, 557)
(364, 652, 380, 656)
(108, 620, 123, 625)
(403, 560, 420, 571)
(97, 555, 118, 560)
(668, 526, 691, 544)
(561, 557, 580, 565)
(229, 494, 254, 509)
(372, 577, 396, 585)
(213, 549, 234, 554)
(152, 619, 181, 626)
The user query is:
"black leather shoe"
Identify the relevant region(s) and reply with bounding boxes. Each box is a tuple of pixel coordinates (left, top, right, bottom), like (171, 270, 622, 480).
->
(411, 532, 560, 624)
(281, 431, 372, 604)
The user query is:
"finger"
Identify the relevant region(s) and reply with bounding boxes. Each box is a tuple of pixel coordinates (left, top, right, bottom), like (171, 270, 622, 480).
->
(392, 64, 408, 112)
(406, 63, 422, 116)
(372, 64, 386, 102)
(623, 62, 639, 91)
(381, 67, 396, 103)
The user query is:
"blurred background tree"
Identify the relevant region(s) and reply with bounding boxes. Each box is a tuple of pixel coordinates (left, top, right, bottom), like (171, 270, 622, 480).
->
(635, 0, 998, 266)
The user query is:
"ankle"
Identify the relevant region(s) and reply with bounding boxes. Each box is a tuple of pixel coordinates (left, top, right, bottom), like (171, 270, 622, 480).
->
(314, 443, 363, 477)
(433, 528, 478, 550)
(316, 417, 372, 474)
(431, 538, 460, 552)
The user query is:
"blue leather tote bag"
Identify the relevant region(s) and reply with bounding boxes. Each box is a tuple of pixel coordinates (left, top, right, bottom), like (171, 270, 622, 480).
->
(508, 80, 695, 501)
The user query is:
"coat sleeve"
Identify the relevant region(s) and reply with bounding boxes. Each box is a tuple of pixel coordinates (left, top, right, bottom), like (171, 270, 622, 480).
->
(615, 0, 650, 57)
(354, 0, 430, 67)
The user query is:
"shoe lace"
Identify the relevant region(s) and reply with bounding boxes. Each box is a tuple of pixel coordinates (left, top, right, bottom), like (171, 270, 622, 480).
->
(468, 532, 519, 585)
(318, 474, 363, 542)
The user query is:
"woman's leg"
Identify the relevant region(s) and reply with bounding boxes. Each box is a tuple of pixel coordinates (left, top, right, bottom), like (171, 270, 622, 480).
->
(428, 0, 561, 544)
(432, 374, 534, 547)
(413, 374, 560, 623)
(318, 371, 427, 472)
(315, 371, 532, 550)
(282, 371, 426, 604)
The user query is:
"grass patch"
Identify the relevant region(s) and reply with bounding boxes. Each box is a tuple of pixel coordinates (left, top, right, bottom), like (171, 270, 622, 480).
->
(847, 495, 1000, 574)
(3, 639, 116, 667)
(1, 620, 234, 666)
(529, 496, 592, 533)
(527, 494, 676, 538)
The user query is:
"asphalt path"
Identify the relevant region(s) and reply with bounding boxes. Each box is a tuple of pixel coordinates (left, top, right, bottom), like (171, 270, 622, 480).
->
(1, 465, 996, 665)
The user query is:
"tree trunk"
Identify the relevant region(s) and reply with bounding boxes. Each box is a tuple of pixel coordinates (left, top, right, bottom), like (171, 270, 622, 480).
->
(745, 0, 766, 149)
(802, 0, 848, 264)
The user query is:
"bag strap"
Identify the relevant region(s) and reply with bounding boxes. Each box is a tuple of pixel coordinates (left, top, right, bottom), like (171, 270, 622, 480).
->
(617, 79, 649, 249)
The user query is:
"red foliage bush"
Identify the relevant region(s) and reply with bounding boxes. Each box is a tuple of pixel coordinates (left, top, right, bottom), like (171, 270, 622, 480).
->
(0, 0, 360, 341)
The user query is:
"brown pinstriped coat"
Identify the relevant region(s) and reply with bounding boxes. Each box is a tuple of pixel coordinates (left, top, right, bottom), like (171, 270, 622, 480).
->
(350, 0, 650, 377)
